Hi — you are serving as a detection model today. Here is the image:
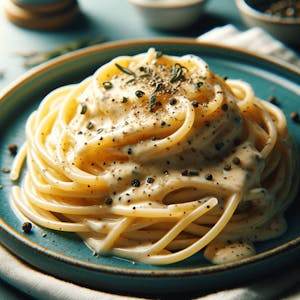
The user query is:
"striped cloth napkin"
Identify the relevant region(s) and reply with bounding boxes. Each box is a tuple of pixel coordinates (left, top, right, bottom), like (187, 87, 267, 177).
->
(197, 24, 300, 68)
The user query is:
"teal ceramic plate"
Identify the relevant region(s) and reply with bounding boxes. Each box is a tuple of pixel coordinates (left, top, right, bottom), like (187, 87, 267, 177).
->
(0, 39, 300, 296)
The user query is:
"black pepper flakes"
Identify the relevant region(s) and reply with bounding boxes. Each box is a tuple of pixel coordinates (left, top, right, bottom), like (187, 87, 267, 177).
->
(169, 98, 177, 105)
(8, 144, 18, 156)
(154, 83, 163, 92)
(215, 142, 224, 151)
(221, 103, 228, 111)
(232, 157, 241, 165)
(105, 198, 113, 205)
(127, 148, 133, 155)
(224, 164, 232, 171)
(131, 179, 140, 187)
(146, 177, 154, 184)
(268, 96, 279, 105)
(205, 174, 213, 181)
(22, 222, 32, 233)
(2, 167, 10, 174)
(192, 101, 199, 108)
(290, 112, 300, 123)
(233, 138, 241, 146)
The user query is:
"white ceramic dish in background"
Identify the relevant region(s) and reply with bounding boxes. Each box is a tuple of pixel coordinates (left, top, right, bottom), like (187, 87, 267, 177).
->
(128, 0, 208, 31)
(236, 0, 300, 45)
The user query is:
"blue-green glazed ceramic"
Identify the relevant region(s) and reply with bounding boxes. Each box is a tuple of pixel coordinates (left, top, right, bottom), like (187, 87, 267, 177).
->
(0, 39, 299, 297)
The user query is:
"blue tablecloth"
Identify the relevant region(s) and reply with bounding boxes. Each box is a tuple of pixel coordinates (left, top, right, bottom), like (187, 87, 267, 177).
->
(0, 0, 244, 91)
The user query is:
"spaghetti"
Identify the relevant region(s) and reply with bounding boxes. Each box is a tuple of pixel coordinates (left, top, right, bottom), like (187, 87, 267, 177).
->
(11, 49, 299, 265)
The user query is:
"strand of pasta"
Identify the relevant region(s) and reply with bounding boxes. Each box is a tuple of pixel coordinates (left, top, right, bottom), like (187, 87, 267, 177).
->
(11, 185, 89, 231)
(9, 50, 298, 265)
(10, 142, 27, 181)
(113, 193, 240, 264)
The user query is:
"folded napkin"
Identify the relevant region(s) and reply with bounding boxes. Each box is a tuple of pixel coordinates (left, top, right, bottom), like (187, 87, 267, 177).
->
(1, 244, 300, 300)
(1, 25, 300, 300)
(198, 24, 300, 68)
(0, 246, 142, 300)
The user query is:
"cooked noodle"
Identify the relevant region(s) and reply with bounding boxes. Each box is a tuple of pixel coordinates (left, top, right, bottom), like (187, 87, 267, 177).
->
(11, 49, 299, 265)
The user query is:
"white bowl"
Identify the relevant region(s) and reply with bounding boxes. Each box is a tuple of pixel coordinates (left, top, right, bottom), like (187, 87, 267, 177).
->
(236, 0, 300, 45)
(128, 0, 208, 31)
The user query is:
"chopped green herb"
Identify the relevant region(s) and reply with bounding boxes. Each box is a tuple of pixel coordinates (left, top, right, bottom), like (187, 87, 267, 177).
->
(140, 73, 151, 78)
(115, 63, 136, 77)
(126, 78, 136, 84)
(122, 96, 128, 103)
(149, 95, 157, 112)
(195, 81, 203, 89)
(80, 103, 87, 114)
(103, 81, 113, 89)
(156, 51, 163, 58)
(181, 170, 199, 176)
(170, 63, 186, 83)
(154, 83, 164, 92)
(97, 128, 104, 133)
(20, 37, 106, 68)
(86, 121, 94, 129)
(135, 90, 145, 98)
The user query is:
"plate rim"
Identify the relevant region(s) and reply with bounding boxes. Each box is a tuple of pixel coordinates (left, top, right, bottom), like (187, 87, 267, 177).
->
(0, 37, 299, 278)
(1, 37, 299, 103)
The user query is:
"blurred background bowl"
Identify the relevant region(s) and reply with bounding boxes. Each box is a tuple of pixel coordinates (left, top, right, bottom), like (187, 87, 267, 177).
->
(128, 0, 208, 31)
(236, 0, 300, 45)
